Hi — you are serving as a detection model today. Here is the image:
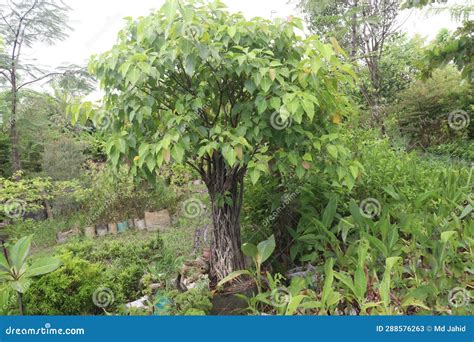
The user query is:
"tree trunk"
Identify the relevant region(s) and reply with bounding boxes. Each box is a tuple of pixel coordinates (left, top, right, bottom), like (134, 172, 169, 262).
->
(10, 71, 21, 172)
(350, 0, 358, 58)
(204, 152, 246, 282)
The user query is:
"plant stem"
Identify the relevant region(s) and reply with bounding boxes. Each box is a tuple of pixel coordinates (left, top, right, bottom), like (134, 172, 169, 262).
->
(17, 291, 25, 315)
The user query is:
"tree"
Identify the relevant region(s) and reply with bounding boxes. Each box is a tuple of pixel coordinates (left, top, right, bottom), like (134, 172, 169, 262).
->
(0, 0, 71, 172)
(297, 0, 401, 126)
(78, 0, 354, 281)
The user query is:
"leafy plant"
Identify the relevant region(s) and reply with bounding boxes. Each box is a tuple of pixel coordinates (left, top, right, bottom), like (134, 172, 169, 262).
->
(0, 235, 61, 314)
(74, 0, 356, 280)
(217, 234, 276, 293)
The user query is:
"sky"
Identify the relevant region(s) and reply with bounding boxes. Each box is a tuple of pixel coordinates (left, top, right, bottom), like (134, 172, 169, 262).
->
(19, 0, 467, 89)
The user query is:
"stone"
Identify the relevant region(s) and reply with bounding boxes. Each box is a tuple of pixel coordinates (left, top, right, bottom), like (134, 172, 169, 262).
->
(56, 228, 80, 244)
(96, 224, 108, 236)
(84, 226, 96, 238)
(125, 295, 149, 309)
(108, 223, 118, 235)
(145, 210, 171, 232)
(134, 218, 146, 230)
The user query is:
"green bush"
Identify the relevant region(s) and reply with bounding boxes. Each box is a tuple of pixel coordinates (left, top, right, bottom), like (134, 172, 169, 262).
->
(164, 288, 213, 315)
(288, 128, 472, 314)
(391, 66, 472, 148)
(58, 233, 165, 268)
(24, 253, 104, 315)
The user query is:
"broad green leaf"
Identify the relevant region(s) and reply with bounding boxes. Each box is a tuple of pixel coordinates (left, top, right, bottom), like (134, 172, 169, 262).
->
(222, 145, 237, 166)
(9, 236, 32, 271)
(354, 267, 367, 300)
(257, 234, 276, 264)
(440, 231, 457, 244)
(24, 257, 61, 278)
(241, 243, 258, 258)
(285, 294, 306, 315)
(327, 145, 338, 159)
(322, 195, 338, 228)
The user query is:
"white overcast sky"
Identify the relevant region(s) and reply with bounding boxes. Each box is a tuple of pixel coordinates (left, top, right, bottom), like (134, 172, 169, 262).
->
(26, 0, 467, 79)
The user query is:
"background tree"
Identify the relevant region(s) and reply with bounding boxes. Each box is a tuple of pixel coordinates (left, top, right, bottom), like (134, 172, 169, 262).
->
(0, 0, 71, 172)
(77, 0, 355, 281)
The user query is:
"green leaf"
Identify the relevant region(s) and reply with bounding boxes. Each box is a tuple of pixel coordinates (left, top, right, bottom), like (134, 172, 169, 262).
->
(327, 145, 338, 159)
(24, 257, 61, 278)
(321, 258, 334, 307)
(9, 236, 32, 271)
(184, 55, 196, 76)
(302, 99, 314, 120)
(222, 145, 237, 166)
(354, 267, 367, 300)
(228, 26, 237, 38)
(241, 243, 258, 258)
(10, 279, 29, 294)
(285, 294, 306, 315)
(257, 234, 276, 264)
(217, 270, 251, 288)
(248, 169, 260, 185)
(440, 231, 456, 244)
(334, 272, 356, 296)
(0, 253, 11, 274)
(322, 195, 338, 228)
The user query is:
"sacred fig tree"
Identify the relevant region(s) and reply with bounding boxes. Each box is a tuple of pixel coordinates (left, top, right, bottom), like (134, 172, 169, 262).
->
(77, 0, 355, 281)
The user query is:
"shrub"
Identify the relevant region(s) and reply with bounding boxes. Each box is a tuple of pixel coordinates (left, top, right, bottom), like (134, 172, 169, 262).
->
(24, 254, 104, 315)
(391, 66, 472, 148)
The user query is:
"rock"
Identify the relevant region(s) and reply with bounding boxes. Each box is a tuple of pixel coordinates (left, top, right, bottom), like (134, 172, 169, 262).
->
(125, 295, 149, 309)
(145, 210, 171, 232)
(134, 218, 146, 230)
(127, 219, 134, 228)
(192, 179, 201, 185)
(56, 228, 80, 244)
(84, 226, 96, 238)
(149, 283, 162, 292)
(108, 223, 118, 235)
(96, 224, 108, 236)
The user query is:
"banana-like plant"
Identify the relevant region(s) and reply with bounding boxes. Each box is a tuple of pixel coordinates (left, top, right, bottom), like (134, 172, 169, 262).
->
(217, 234, 276, 294)
(0, 235, 61, 314)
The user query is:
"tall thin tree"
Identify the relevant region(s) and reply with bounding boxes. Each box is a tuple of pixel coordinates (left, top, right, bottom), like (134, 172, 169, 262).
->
(0, 0, 71, 172)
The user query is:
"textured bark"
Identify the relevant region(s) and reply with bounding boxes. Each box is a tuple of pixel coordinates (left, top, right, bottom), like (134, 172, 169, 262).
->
(202, 152, 246, 282)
